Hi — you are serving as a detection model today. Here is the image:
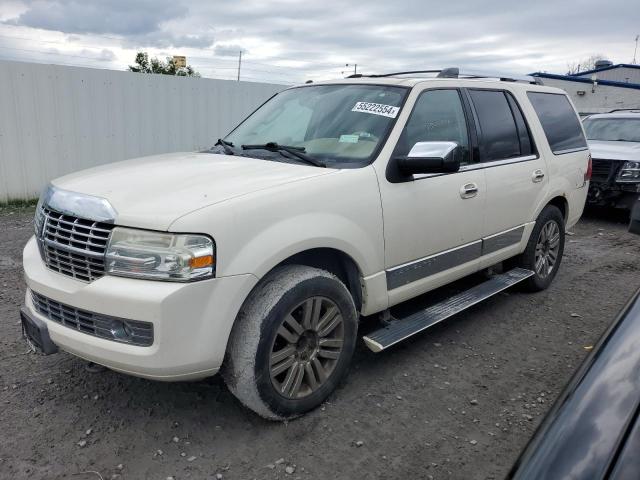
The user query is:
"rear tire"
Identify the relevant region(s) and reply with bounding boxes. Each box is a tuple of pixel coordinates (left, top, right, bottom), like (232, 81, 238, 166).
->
(222, 265, 358, 420)
(512, 205, 565, 292)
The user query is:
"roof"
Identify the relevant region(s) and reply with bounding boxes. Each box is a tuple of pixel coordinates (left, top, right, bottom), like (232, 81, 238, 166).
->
(530, 72, 640, 91)
(303, 68, 546, 88)
(304, 71, 561, 93)
(570, 63, 640, 77)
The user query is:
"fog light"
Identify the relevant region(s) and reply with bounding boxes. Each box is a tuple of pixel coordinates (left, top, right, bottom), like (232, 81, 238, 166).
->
(110, 320, 134, 341)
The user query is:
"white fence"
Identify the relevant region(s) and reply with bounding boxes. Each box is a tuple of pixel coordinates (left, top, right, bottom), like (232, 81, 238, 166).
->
(0, 60, 285, 202)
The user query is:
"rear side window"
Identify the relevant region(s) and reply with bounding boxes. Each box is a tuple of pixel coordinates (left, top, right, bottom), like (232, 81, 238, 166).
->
(527, 92, 587, 154)
(468, 90, 521, 161)
(506, 93, 534, 156)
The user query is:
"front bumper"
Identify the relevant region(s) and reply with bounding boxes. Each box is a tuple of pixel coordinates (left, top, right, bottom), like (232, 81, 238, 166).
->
(587, 181, 640, 209)
(22, 236, 258, 381)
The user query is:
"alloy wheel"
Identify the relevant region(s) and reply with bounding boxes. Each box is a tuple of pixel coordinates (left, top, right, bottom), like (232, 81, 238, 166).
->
(535, 220, 561, 278)
(269, 297, 344, 399)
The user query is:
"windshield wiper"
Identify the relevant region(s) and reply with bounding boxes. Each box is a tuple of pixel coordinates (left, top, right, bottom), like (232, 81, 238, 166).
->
(215, 138, 235, 155)
(242, 142, 325, 168)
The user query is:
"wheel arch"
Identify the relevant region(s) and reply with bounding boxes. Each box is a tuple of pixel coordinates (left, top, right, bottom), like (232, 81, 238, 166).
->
(269, 247, 363, 312)
(546, 195, 569, 225)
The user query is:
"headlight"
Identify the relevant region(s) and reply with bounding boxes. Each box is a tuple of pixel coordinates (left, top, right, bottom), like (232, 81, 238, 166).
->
(618, 161, 640, 182)
(105, 227, 215, 282)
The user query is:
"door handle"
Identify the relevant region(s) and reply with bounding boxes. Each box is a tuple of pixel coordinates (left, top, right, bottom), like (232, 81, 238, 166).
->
(460, 182, 478, 199)
(532, 169, 545, 183)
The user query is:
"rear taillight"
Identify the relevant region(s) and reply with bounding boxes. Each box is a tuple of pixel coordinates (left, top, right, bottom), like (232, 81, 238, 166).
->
(585, 154, 592, 182)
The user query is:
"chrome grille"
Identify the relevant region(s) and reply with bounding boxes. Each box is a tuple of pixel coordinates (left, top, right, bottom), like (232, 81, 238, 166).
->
(36, 206, 114, 282)
(31, 290, 154, 346)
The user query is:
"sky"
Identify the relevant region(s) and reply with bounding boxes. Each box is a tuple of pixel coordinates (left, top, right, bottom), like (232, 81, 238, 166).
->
(0, 0, 638, 85)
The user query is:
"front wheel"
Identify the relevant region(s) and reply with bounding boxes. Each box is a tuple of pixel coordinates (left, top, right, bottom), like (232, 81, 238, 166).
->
(512, 205, 565, 292)
(222, 265, 358, 420)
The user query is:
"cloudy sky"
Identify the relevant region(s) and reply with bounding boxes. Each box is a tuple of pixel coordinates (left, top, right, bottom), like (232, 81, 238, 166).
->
(0, 0, 638, 84)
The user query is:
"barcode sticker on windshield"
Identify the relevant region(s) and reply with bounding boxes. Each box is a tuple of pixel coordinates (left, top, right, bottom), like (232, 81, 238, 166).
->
(352, 101, 399, 118)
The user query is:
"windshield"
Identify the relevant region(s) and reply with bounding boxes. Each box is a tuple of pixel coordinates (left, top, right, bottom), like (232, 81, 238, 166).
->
(583, 118, 640, 142)
(225, 84, 408, 167)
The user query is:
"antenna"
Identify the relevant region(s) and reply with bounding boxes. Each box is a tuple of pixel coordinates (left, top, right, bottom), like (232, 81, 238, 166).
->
(634, 35, 639, 64)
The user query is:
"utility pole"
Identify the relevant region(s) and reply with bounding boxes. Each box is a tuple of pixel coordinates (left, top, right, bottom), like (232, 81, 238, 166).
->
(237, 50, 242, 81)
(346, 63, 357, 75)
(634, 35, 639, 64)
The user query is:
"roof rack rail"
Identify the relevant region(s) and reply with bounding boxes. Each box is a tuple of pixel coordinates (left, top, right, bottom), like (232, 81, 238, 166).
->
(367, 69, 442, 78)
(437, 67, 543, 84)
(609, 108, 640, 113)
(357, 67, 542, 85)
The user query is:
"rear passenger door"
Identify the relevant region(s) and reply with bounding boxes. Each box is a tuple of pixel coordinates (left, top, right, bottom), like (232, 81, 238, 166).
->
(466, 88, 547, 264)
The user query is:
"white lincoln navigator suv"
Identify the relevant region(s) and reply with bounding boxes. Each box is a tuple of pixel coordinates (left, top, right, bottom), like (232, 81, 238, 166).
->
(21, 69, 591, 419)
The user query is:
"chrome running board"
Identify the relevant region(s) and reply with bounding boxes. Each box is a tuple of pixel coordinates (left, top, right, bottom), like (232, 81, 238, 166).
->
(363, 268, 535, 352)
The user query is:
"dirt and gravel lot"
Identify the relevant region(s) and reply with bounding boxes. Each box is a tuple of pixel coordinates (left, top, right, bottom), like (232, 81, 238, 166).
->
(1, 205, 639, 480)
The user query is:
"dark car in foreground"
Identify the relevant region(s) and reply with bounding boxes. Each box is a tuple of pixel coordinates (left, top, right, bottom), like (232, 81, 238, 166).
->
(508, 285, 640, 479)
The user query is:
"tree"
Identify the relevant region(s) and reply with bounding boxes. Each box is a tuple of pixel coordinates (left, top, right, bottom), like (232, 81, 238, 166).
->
(128, 52, 200, 77)
(566, 54, 608, 75)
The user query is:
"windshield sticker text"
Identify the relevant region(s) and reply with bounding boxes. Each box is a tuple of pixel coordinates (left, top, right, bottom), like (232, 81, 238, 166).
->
(351, 101, 399, 118)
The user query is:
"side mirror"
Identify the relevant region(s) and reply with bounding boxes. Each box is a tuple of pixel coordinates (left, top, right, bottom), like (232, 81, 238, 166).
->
(397, 141, 461, 175)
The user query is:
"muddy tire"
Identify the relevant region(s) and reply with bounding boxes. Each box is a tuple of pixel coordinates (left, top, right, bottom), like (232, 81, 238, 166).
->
(222, 265, 358, 420)
(513, 205, 565, 292)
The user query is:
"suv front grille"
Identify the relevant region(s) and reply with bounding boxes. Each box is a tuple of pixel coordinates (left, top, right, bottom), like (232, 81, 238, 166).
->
(591, 159, 618, 182)
(36, 206, 114, 282)
(31, 290, 154, 346)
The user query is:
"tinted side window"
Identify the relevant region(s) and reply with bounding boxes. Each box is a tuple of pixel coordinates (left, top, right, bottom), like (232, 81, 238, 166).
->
(395, 89, 470, 164)
(506, 93, 534, 156)
(468, 89, 521, 161)
(527, 92, 587, 154)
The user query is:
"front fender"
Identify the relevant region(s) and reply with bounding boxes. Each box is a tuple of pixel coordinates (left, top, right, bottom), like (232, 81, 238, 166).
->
(225, 211, 380, 280)
(169, 167, 385, 280)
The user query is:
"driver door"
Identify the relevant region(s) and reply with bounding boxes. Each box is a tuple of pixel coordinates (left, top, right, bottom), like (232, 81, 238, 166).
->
(374, 88, 487, 306)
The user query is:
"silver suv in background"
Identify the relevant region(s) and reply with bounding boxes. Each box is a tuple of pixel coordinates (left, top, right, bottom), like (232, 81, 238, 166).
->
(583, 110, 640, 210)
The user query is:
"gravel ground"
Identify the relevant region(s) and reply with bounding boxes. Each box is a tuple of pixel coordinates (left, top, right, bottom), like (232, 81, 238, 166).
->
(1, 205, 639, 480)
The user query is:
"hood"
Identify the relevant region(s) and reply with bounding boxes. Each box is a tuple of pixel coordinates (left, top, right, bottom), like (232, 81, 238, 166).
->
(53, 152, 335, 230)
(588, 140, 640, 161)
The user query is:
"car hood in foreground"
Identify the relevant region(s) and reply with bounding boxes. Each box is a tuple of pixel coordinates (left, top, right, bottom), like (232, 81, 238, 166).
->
(588, 140, 640, 161)
(52, 152, 335, 230)
(508, 289, 640, 480)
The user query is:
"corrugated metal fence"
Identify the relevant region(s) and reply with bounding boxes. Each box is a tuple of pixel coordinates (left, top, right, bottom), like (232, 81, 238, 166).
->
(0, 60, 285, 202)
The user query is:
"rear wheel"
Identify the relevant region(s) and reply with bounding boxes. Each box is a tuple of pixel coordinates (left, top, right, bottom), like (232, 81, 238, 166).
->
(512, 205, 565, 292)
(222, 265, 358, 420)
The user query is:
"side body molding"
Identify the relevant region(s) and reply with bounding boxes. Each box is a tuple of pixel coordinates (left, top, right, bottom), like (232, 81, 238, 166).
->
(386, 225, 526, 290)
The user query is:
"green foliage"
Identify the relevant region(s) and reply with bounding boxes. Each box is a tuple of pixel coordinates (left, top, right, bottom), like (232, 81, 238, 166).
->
(0, 198, 38, 214)
(128, 52, 200, 77)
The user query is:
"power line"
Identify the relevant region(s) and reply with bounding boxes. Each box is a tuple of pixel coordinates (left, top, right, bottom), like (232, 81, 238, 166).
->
(0, 44, 122, 63)
(0, 37, 305, 79)
(0, 30, 307, 67)
(0, 29, 342, 82)
(0, 29, 334, 72)
(0, 54, 117, 70)
(0, 54, 295, 85)
(0, 44, 299, 79)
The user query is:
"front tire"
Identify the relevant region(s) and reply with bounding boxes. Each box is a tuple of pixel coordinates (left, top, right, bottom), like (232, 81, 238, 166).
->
(514, 205, 565, 292)
(222, 265, 358, 420)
